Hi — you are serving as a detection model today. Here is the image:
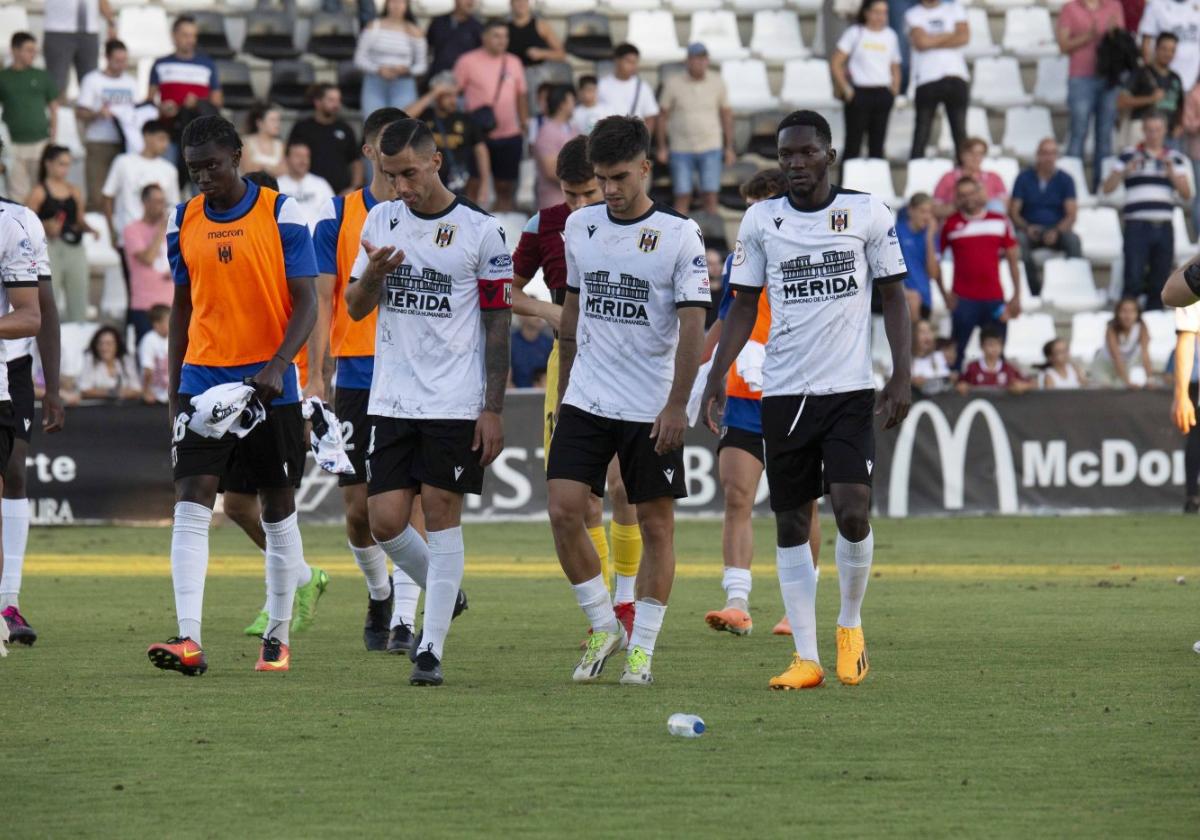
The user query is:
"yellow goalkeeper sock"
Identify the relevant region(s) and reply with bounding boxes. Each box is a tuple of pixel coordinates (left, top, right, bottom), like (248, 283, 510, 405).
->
(587, 525, 611, 591)
(610, 521, 642, 603)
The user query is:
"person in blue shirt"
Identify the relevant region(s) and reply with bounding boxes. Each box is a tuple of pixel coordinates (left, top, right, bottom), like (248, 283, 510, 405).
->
(511, 313, 554, 388)
(894, 192, 940, 321)
(1009, 137, 1082, 296)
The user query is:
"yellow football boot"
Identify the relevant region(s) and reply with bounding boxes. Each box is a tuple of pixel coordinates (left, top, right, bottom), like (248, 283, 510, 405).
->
(768, 654, 824, 690)
(836, 625, 869, 685)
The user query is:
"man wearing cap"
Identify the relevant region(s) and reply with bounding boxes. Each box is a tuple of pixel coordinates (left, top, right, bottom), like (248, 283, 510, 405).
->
(655, 42, 735, 216)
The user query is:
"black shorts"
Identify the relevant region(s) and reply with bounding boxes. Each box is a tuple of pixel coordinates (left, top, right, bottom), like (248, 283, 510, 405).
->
(7, 355, 35, 444)
(174, 399, 305, 491)
(546, 403, 686, 505)
(717, 424, 764, 463)
(365, 415, 484, 496)
(761, 390, 875, 512)
(480, 135, 523, 182)
(335, 386, 371, 487)
(0, 401, 15, 470)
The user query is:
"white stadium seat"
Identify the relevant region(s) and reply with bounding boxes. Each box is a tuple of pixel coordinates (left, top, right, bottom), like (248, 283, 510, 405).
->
(478, 0, 512, 15)
(721, 60, 780, 111)
(1143, 310, 1178, 367)
(1000, 259, 1042, 312)
(738, 0, 786, 11)
(787, 0, 824, 12)
(540, 0, 596, 13)
(990, 156, 1021, 193)
(937, 106, 994, 157)
(780, 58, 838, 109)
(1002, 7, 1059, 59)
(1097, 156, 1124, 208)
(1074, 206, 1123, 265)
(53, 109, 85, 157)
(1034, 56, 1069, 107)
(625, 11, 687, 65)
(688, 11, 749, 62)
(117, 6, 172, 61)
(1002, 105, 1054, 160)
(1069, 311, 1111, 363)
(750, 10, 809, 64)
(1058, 156, 1096, 208)
(83, 213, 121, 271)
(964, 7, 1002, 60)
(1003, 314, 1058, 367)
(1174, 207, 1199, 264)
(668, 0, 723, 12)
(0, 7, 30, 63)
(841, 158, 898, 205)
(905, 157, 954, 200)
(60, 322, 103, 381)
(971, 57, 1032, 110)
(606, 0, 662, 13)
(985, 0, 1034, 8)
(1040, 257, 1106, 313)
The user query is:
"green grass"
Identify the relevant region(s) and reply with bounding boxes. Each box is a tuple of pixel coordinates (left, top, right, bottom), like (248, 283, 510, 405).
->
(4, 516, 1199, 838)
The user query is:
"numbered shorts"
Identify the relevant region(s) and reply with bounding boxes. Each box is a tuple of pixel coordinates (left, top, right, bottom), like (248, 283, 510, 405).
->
(7, 355, 35, 444)
(761, 390, 875, 512)
(546, 403, 686, 505)
(334, 386, 371, 487)
(365, 416, 484, 496)
(173, 399, 306, 490)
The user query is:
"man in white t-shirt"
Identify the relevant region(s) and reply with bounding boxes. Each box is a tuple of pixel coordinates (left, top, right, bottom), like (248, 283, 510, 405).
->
(596, 43, 660, 133)
(548, 116, 709, 688)
(77, 39, 138, 212)
(1139, 0, 1200, 92)
(905, 0, 971, 159)
(101, 120, 180, 251)
(277, 142, 336, 230)
(702, 110, 912, 692)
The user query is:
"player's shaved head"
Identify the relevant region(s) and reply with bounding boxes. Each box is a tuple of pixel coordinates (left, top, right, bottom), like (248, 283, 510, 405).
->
(380, 119, 438, 158)
(364, 107, 409, 146)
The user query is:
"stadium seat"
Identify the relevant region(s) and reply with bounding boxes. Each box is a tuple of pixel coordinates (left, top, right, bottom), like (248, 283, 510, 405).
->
(964, 7, 1002, 60)
(60, 322, 103, 381)
(1068, 310, 1110, 363)
(971, 57, 1032, 110)
(193, 11, 235, 61)
(1058, 156, 1096, 208)
(243, 11, 301, 61)
(308, 13, 359, 63)
(787, 0, 824, 12)
(1001, 105, 1054, 160)
(1002, 6, 1058, 59)
(738, 0, 785, 11)
(1074, 206, 1123, 265)
(744, 109, 787, 158)
(269, 60, 316, 112)
(1033, 56, 1068, 107)
(221, 0, 258, 10)
(841, 159, 898, 205)
(541, 0, 600, 14)
(0, 7, 30, 63)
(990, 156, 1020, 193)
(1097, 156, 1124, 208)
(412, 0, 454, 15)
(1040, 257, 1106, 313)
(750, 10, 808, 64)
(217, 60, 258, 111)
(625, 11, 687, 65)
(985, 0, 1034, 8)
(135, 56, 154, 102)
(53, 109, 85, 158)
(564, 13, 614, 63)
(936, 106, 994, 157)
(1143, 310, 1178, 367)
(117, 6, 171, 61)
(338, 61, 364, 112)
(165, 0, 216, 12)
(1002, 314, 1057, 367)
(669, 0, 723, 12)
(722, 60, 780, 112)
(780, 59, 838, 109)
(905, 157, 954, 199)
(1174, 207, 1199, 263)
(607, 0, 663, 13)
(1000, 259, 1042, 312)
(83, 213, 121, 271)
(478, 0, 512, 15)
(688, 11, 749, 62)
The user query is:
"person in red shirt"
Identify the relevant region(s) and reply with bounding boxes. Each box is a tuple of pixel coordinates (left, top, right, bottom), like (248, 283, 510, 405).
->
(938, 177, 1023, 370)
(956, 325, 1033, 394)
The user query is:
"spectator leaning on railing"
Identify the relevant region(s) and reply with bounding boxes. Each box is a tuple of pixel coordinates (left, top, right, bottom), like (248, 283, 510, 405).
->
(1010, 137, 1082, 296)
(1092, 297, 1154, 386)
(906, 0, 970, 160)
(831, 0, 901, 162)
(1058, 0, 1126, 187)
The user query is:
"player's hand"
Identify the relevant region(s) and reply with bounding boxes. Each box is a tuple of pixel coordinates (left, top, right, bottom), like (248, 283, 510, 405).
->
(41, 390, 65, 434)
(650, 400, 688, 455)
(541, 305, 563, 333)
(876, 374, 912, 430)
(1174, 391, 1197, 434)
(1005, 297, 1022, 321)
(251, 359, 286, 405)
(473, 409, 504, 467)
(303, 375, 325, 402)
(361, 240, 406, 282)
(944, 290, 959, 311)
(700, 376, 726, 436)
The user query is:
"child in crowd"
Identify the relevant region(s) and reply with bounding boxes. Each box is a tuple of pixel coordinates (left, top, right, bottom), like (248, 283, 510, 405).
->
(911, 319, 955, 396)
(139, 304, 171, 405)
(957, 325, 1032, 394)
(572, 75, 603, 135)
(1038, 338, 1088, 390)
(1092, 297, 1153, 388)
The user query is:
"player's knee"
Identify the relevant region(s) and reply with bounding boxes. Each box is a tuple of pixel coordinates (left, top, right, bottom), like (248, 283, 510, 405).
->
(635, 506, 673, 550)
(775, 508, 811, 547)
(548, 494, 583, 533)
(834, 506, 871, 543)
(721, 478, 755, 514)
(258, 492, 295, 523)
(345, 506, 372, 545)
(3, 462, 26, 498)
(608, 477, 629, 508)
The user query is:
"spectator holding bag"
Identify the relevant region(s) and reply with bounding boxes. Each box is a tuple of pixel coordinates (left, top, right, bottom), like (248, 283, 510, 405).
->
(831, 0, 902, 161)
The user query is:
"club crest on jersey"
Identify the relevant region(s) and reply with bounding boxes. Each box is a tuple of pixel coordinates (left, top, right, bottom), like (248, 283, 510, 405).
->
(638, 228, 661, 253)
(217, 244, 233, 264)
(829, 209, 850, 233)
(434, 223, 457, 248)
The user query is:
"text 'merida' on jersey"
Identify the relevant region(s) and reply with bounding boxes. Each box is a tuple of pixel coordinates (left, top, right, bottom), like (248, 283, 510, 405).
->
(728, 188, 906, 397)
(563, 202, 710, 423)
(351, 197, 512, 421)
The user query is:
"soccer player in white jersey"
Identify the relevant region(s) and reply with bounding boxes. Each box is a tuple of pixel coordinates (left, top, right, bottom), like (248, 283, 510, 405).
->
(702, 110, 912, 690)
(548, 115, 710, 687)
(346, 118, 512, 687)
(0, 196, 47, 652)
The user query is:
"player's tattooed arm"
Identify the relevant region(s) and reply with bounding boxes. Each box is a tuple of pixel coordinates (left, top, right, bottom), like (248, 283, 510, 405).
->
(877, 280, 913, 430)
(346, 240, 406, 321)
(556, 290, 580, 411)
(699, 287, 760, 435)
(167, 284, 192, 424)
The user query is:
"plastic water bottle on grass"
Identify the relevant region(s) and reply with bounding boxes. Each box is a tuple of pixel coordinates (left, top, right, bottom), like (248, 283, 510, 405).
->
(667, 714, 705, 738)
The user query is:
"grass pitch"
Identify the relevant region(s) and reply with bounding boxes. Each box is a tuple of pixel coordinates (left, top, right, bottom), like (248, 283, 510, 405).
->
(3, 516, 1199, 838)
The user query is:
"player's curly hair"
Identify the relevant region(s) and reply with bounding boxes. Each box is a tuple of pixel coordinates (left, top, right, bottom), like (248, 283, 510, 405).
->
(587, 115, 650, 167)
(777, 110, 832, 147)
(181, 115, 243, 152)
(555, 135, 593, 185)
(379, 118, 436, 157)
(364, 107, 409, 146)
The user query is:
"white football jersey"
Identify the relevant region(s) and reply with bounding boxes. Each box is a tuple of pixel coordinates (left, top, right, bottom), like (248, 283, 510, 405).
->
(563, 202, 711, 422)
(729, 188, 906, 397)
(0, 200, 47, 400)
(352, 197, 512, 420)
(1, 200, 48, 364)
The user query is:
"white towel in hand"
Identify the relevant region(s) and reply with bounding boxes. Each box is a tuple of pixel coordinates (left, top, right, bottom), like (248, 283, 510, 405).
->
(687, 359, 715, 427)
(735, 340, 766, 393)
(302, 397, 355, 475)
(186, 383, 265, 440)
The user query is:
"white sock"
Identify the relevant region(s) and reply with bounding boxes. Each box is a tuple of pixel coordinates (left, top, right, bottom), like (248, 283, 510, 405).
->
(260, 550, 269, 614)
(171, 502, 212, 644)
(573, 574, 618, 634)
(391, 567, 421, 628)
(721, 567, 752, 608)
(613, 573, 637, 604)
(420, 527, 465, 660)
(0, 497, 31, 609)
(836, 529, 874, 628)
(629, 598, 666, 656)
(378, 526, 429, 589)
(263, 513, 306, 645)
(777, 543, 819, 663)
(351, 542, 391, 600)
